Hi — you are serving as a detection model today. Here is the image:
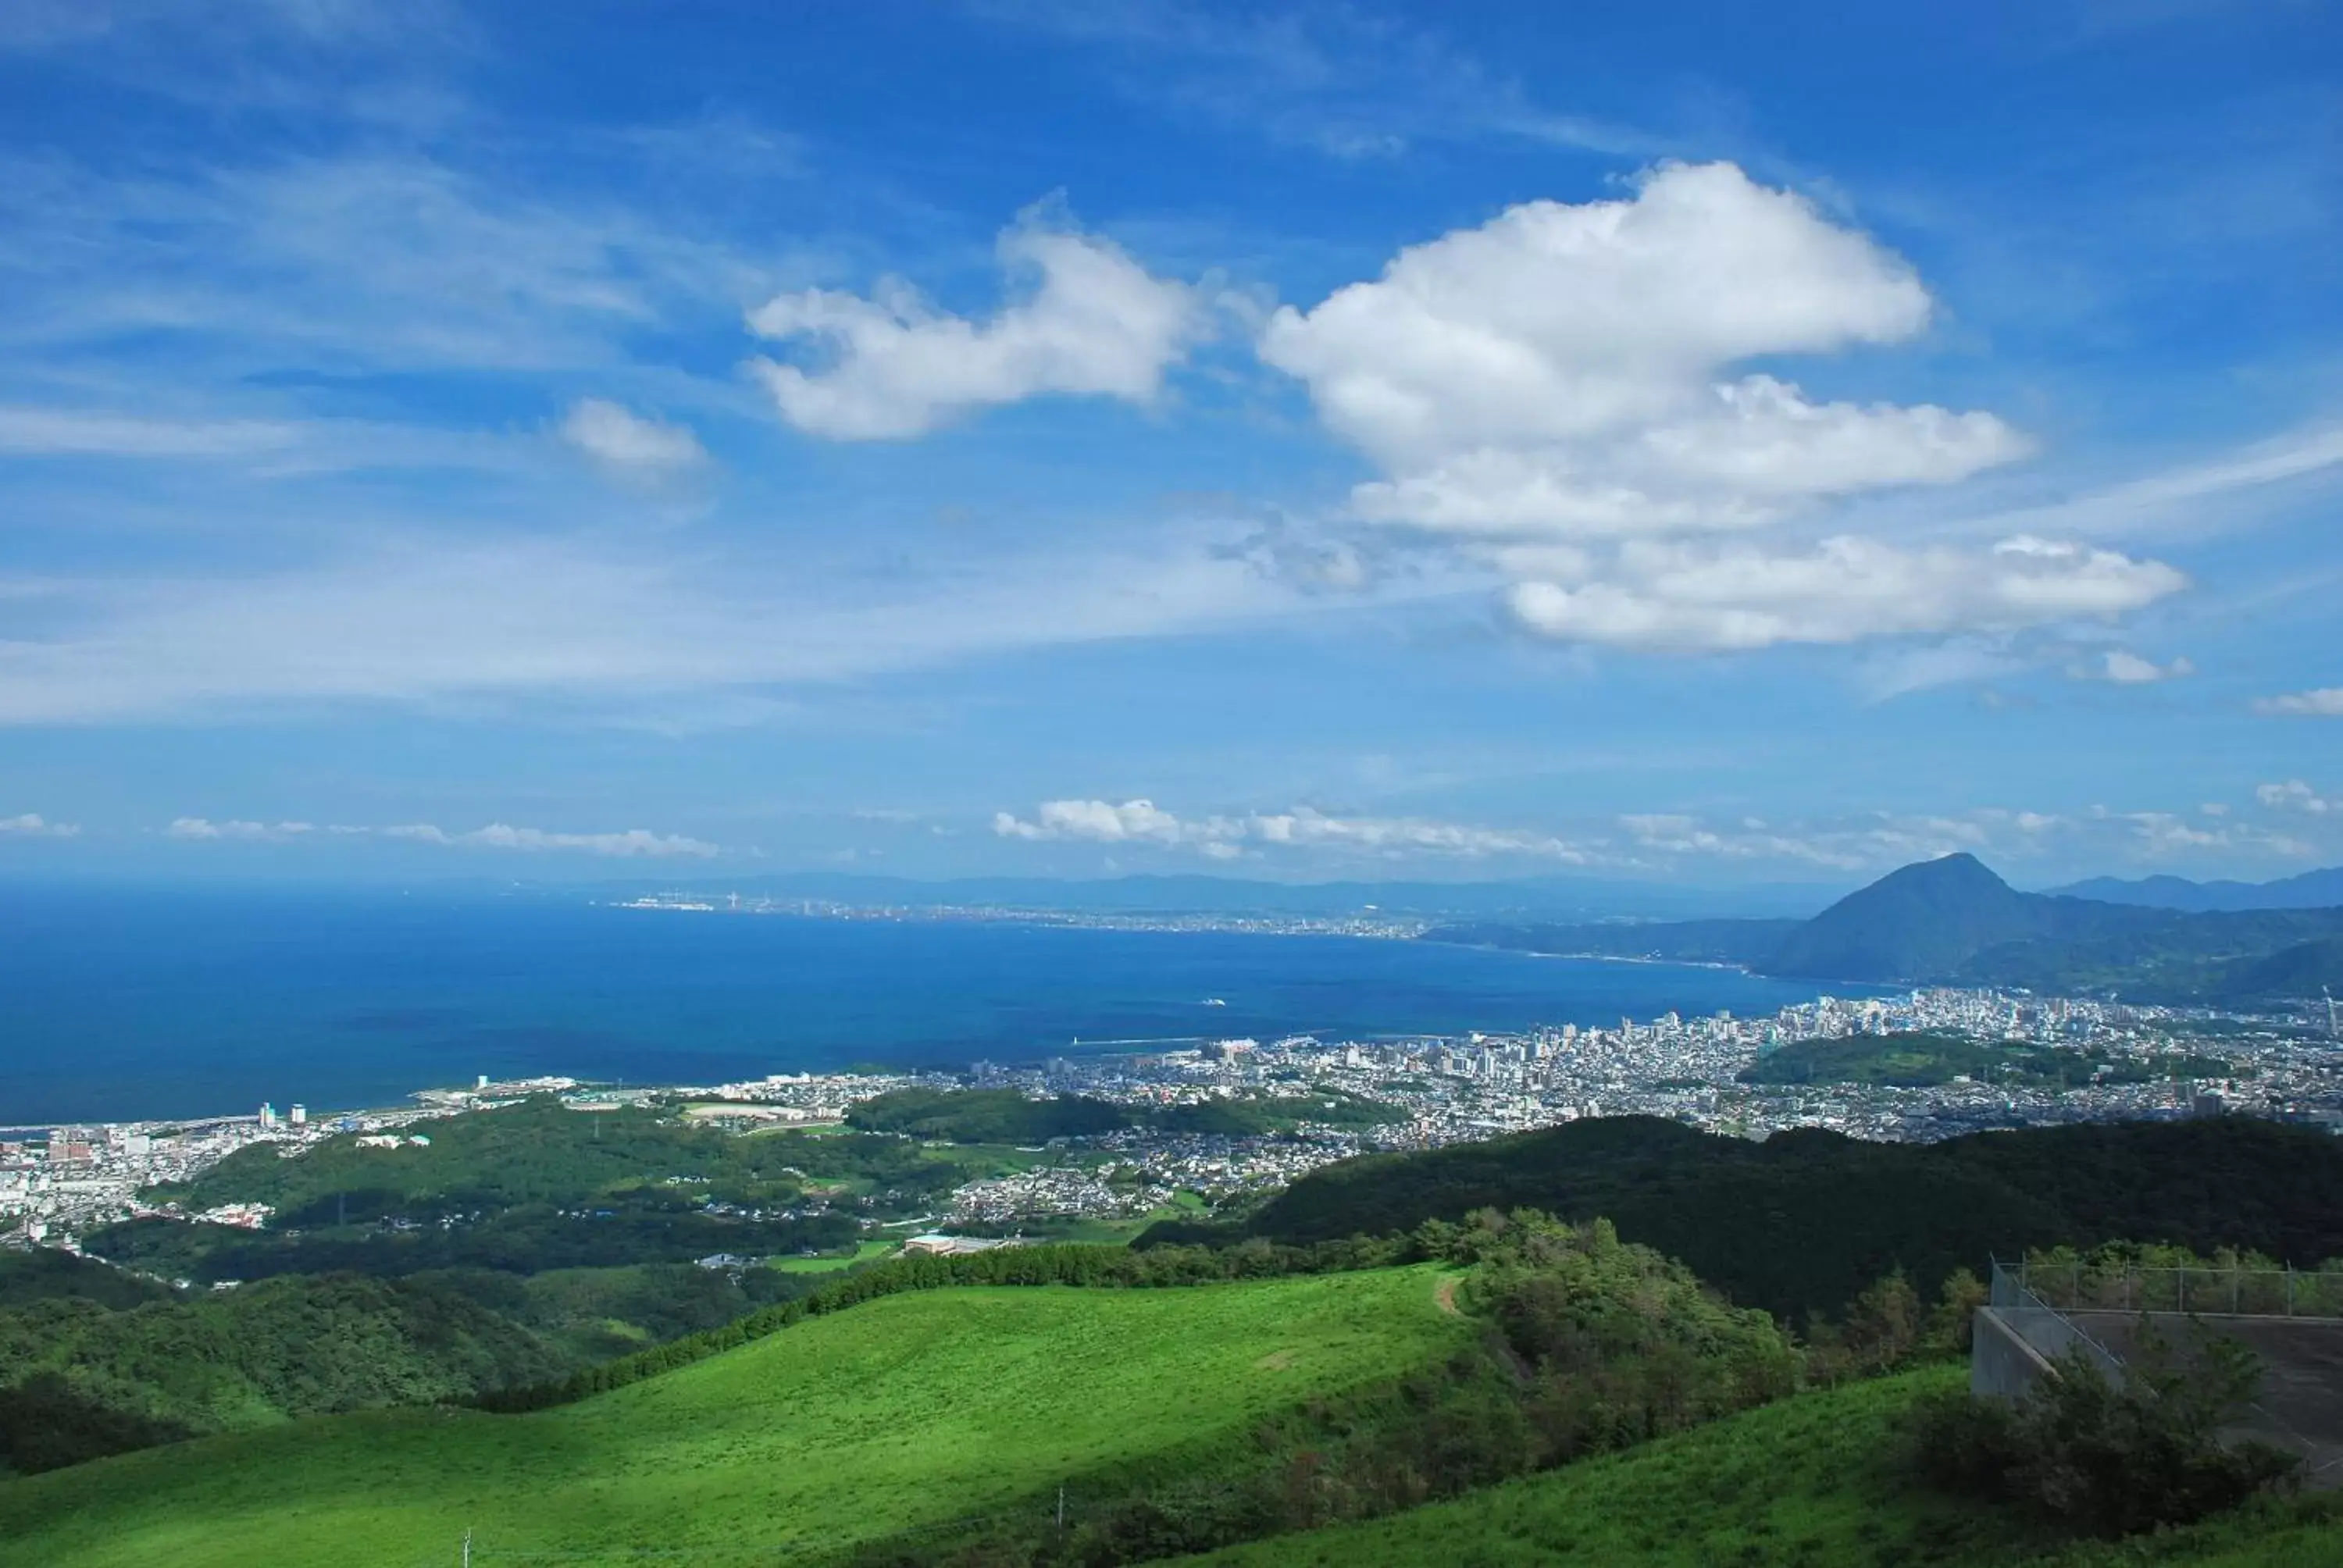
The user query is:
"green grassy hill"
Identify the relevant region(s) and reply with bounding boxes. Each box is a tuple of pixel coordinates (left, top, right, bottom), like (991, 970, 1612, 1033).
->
(1185, 1363, 2343, 1568)
(0, 1266, 1465, 1568)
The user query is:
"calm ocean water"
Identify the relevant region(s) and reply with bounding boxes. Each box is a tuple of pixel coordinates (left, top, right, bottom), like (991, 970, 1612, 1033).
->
(0, 886, 1838, 1126)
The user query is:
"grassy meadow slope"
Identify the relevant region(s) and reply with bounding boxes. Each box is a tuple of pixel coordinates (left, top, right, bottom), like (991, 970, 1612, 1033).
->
(1186, 1363, 2343, 1568)
(0, 1267, 1464, 1568)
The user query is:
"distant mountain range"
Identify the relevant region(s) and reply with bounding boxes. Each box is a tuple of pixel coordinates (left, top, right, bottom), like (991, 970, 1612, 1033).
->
(1427, 853, 2343, 1003)
(2046, 865, 2343, 912)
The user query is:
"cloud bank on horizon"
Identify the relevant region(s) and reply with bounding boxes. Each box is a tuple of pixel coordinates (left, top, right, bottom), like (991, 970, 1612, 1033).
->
(0, 1, 2337, 882)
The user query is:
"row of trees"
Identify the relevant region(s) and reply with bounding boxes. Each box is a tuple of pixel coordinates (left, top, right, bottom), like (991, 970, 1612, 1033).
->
(84, 1203, 862, 1285)
(480, 1206, 2003, 1421)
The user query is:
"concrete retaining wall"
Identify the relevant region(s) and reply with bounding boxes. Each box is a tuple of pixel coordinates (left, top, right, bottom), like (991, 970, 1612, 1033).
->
(1971, 1306, 2057, 1400)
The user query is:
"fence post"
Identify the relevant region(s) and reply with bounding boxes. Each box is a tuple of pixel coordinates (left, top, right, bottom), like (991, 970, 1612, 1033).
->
(2231, 1267, 2240, 1316)
(2178, 1267, 2186, 1314)
(2288, 1267, 2295, 1318)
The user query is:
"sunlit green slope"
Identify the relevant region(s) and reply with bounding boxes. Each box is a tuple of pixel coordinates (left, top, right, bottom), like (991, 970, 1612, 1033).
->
(1186, 1363, 2343, 1568)
(0, 1267, 1463, 1568)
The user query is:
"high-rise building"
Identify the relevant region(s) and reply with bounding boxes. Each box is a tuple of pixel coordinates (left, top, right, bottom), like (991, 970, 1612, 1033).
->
(290, 1105, 308, 1126)
(258, 1103, 277, 1128)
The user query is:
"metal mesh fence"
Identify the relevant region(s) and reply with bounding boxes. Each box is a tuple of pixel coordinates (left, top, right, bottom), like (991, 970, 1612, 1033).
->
(2010, 1258, 2343, 1320)
(1989, 1260, 2126, 1383)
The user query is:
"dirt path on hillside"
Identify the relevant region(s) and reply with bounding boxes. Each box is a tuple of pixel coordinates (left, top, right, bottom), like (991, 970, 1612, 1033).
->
(1438, 1274, 1535, 1386)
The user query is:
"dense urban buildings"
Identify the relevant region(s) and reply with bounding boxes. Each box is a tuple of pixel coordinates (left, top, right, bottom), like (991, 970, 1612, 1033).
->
(6, 985, 2335, 1253)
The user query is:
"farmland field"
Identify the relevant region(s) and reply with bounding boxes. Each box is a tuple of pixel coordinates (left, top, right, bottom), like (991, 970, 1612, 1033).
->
(766, 1238, 900, 1273)
(0, 1266, 1464, 1567)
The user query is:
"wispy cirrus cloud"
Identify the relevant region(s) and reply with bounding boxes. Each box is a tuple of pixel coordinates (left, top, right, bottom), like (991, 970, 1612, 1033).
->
(0, 407, 301, 458)
(0, 531, 1318, 726)
(1942, 421, 2343, 548)
(971, 0, 1663, 161)
(0, 151, 769, 385)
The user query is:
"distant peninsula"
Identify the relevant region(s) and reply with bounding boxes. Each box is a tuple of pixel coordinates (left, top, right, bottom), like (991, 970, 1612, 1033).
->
(1424, 853, 2343, 1004)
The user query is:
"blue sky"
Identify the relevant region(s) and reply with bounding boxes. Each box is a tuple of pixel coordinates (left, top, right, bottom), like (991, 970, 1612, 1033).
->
(1, 0, 2339, 887)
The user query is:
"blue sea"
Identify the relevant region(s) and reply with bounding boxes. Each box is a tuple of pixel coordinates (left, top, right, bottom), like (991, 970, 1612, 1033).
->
(0, 886, 1839, 1127)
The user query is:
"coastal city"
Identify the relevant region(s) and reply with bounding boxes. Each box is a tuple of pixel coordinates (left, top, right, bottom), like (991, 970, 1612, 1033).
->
(7, 984, 2338, 1253)
(608, 890, 1434, 939)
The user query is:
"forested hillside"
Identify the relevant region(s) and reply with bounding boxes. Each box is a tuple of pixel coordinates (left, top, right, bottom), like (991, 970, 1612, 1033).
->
(1141, 1114, 2343, 1320)
(0, 1260, 831, 1474)
(92, 1097, 1019, 1283)
(843, 1085, 1409, 1142)
(2, 1097, 995, 1473)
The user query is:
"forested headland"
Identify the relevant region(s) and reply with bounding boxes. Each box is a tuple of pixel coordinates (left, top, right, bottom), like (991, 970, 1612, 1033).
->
(1426, 852, 2343, 1000)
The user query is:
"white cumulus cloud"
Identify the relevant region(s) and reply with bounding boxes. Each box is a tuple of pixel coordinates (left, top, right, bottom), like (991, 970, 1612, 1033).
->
(1247, 807, 1588, 861)
(558, 398, 708, 476)
(990, 797, 1208, 846)
(1505, 535, 2184, 652)
(2256, 687, 2343, 717)
(2256, 780, 2334, 815)
(1261, 162, 2027, 539)
(747, 208, 1206, 440)
(0, 811, 78, 837)
(1255, 161, 2193, 659)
